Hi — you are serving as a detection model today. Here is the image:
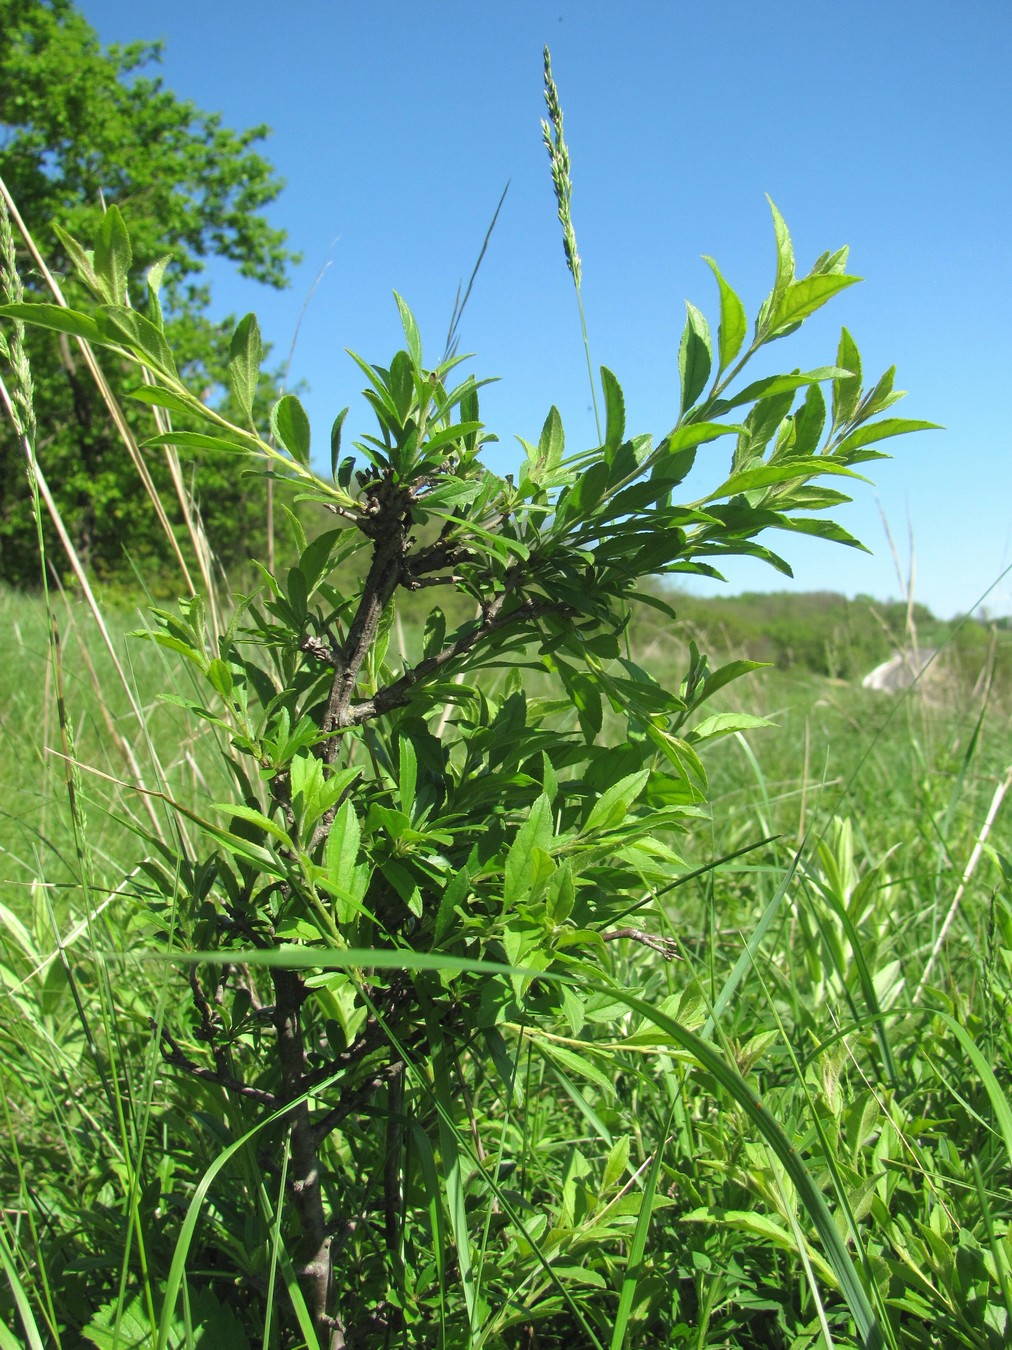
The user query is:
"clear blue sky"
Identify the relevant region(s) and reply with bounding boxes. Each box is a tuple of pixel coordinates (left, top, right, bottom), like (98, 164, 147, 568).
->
(82, 0, 1011, 619)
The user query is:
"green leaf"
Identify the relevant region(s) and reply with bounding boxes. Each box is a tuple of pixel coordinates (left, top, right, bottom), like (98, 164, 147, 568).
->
(708, 457, 862, 499)
(93, 204, 132, 306)
(834, 417, 940, 458)
(434, 865, 471, 945)
(144, 254, 171, 329)
(144, 430, 256, 455)
(584, 769, 650, 833)
(649, 421, 737, 482)
(703, 255, 748, 374)
(773, 516, 868, 549)
(767, 197, 795, 304)
(858, 364, 900, 420)
(96, 306, 176, 374)
(934, 1013, 1012, 1169)
(271, 393, 312, 465)
(602, 1133, 631, 1192)
(546, 859, 575, 924)
(678, 301, 712, 414)
(787, 381, 827, 458)
(0, 302, 101, 344)
(505, 793, 553, 904)
(212, 802, 293, 849)
(126, 384, 195, 416)
(389, 349, 414, 424)
(712, 367, 850, 417)
(769, 273, 860, 335)
(206, 658, 234, 699)
(687, 712, 774, 743)
(51, 222, 102, 295)
(398, 736, 417, 818)
(329, 408, 350, 483)
(418, 478, 482, 514)
(832, 327, 862, 428)
(600, 366, 625, 452)
(539, 405, 565, 470)
(229, 313, 263, 426)
(394, 292, 422, 368)
(698, 658, 769, 704)
(535, 1039, 616, 1097)
(325, 800, 362, 924)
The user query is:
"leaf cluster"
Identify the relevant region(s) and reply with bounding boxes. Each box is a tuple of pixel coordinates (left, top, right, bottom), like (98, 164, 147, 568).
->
(0, 201, 938, 1342)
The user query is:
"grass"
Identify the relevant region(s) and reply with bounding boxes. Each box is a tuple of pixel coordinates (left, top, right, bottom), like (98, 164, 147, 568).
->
(2, 575, 1011, 1346)
(3, 158, 1012, 1346)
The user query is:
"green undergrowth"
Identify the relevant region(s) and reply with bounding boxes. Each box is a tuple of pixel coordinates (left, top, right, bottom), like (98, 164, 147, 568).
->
(3, 582, 1011, 1347)
(2, 44, 1011, 1346)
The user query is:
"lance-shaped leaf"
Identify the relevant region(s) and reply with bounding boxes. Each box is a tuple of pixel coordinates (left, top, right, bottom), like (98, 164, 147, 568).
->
(145, 254, 172, 331)
(832, 327, 863, 429)
(706, 457, 863, 500)
(0, 302, 101, 344)
(96, 306, 176, 375)
(755, 198, 796, 336)
(145, 430, 259, 455)
(703, 255, 748, 375)
(271, 393, 312, 465)
(229, 313, 262, 426)
(52, 222, 102, 297)
(505, 793, 553, 904)
(678, 301, 712, 414)
(325, 800, 362, 923)
(127, 384, 198, 417)
(834, 417, 941, 462)
(394, 291, 423, 368)
(584, 768, 649, 833)
(784, 382, 827, 459)
(600, 365, 625, 453)
(767, 272, 861, 338)
(709, 367, 849, 417)
(540, 404, 565, 469)
(331, 407, 349, 480)
(93, 205, 132, 306)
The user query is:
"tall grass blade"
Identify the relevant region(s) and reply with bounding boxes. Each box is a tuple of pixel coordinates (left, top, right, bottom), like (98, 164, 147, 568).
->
(700, 847, 800, 1040)
(598, 986, 886, 1348)
(0, 1225, 46, 1350)
(935, 1013, 1012, 1167)
(915, 767, 1012, 1001)
(424, 1006, 478, 1331)
(608, 1101, 675, 1350)
(158, 1098, 322, 1350)
(972, 1154, 1012, 1338)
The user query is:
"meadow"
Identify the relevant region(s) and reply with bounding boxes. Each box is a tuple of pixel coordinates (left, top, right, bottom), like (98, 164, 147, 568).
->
(2, 56, 1012, 1345)
(2, 576, 1011, 1347)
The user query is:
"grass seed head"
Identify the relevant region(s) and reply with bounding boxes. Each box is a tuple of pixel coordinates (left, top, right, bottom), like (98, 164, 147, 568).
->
(542, 46, 582, 287)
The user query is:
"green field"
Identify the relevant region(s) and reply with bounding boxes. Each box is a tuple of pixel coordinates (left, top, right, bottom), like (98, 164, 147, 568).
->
(3, 580, 1011, 1347)
(3, 82, 1011, 1341)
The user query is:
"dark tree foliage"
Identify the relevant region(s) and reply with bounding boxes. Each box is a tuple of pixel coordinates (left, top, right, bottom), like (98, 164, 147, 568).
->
(0, 0, 300, 585)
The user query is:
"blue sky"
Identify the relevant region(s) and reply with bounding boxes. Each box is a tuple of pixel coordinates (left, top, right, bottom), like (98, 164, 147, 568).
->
(81, 0, 1011, 619)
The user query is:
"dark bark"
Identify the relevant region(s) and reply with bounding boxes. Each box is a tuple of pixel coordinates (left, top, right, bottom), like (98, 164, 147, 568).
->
(271, 966, 335, 1335)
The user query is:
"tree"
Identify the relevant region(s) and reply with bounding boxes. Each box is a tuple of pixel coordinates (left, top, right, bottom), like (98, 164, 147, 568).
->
(0, 0, 299, 585)
(1, 185, 935, 1340)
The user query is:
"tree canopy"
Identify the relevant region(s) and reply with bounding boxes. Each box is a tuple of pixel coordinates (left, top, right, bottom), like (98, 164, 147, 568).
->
(0, 0, 299, 585)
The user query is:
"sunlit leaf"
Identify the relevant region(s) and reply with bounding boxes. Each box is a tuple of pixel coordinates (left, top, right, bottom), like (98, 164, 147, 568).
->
(229, 312, 263, 426)
(271, 393, 312, 465)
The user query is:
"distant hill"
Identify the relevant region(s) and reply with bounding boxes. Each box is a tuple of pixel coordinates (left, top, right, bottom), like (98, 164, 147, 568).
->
(638, 588, 1009, 686)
